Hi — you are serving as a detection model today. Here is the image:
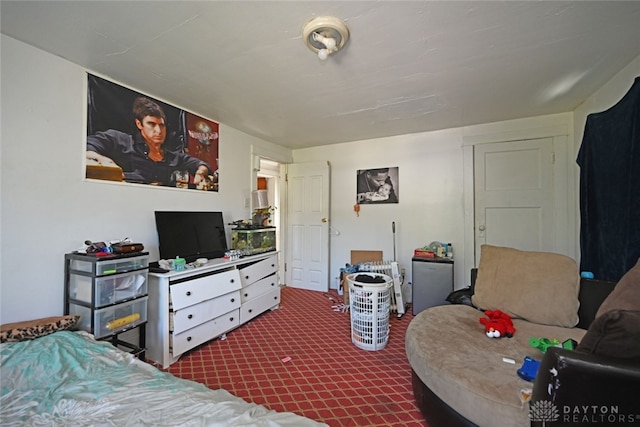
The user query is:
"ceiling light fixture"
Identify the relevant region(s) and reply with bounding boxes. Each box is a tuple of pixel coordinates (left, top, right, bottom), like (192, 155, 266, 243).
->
(302, 16, 350, 61)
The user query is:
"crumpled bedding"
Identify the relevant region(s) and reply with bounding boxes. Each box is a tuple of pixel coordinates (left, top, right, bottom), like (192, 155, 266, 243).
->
(0, 331, 326, 427)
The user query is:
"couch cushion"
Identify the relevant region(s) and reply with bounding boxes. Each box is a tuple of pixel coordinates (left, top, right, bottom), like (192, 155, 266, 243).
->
(405, 305, 586, 427)
(577, 259, 640, 360)
(596, 257, 640, 318)
(576, 279, 617, 329)
(471, 245, 580, 327)
(576, 309, 640, 360)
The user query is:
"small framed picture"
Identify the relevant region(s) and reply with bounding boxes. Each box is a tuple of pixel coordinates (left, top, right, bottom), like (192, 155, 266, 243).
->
(356, 167, 399, 204)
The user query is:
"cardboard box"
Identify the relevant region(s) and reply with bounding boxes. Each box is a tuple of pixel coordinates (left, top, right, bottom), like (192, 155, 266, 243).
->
(341, 250, 383, 304)
(414, 249, 435, 258)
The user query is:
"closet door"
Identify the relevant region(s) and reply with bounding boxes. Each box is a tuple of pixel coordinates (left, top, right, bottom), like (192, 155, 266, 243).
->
(474, 138, 555, 256)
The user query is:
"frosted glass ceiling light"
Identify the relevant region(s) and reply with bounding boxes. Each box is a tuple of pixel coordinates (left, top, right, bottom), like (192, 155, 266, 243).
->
(303, 16, 349, 60)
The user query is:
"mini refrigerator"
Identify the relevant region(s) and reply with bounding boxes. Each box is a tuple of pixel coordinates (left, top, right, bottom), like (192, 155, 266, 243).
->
(412, 257, 454, 315)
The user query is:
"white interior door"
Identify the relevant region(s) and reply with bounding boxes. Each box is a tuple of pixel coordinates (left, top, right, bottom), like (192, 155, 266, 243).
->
(286, 161, 330, 292)
(474, 138, 555, 260)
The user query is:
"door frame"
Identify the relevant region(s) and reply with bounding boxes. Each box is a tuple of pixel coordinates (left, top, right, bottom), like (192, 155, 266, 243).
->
(462, 124, 576, 279)
(250, 145, 293, 285)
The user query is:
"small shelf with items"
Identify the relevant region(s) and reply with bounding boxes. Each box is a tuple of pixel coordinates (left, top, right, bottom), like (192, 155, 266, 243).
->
(64, 251, 149, 358)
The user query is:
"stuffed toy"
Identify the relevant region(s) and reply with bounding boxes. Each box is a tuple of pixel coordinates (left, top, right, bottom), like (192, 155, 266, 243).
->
(479, 309, 516, 338)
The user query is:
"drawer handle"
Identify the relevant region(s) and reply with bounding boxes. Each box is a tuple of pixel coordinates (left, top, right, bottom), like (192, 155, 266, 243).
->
(231, 298, 235, 303)
(186, 291, 191, 296)
(188, 314, 193, 319)
(244, 293, 248, 297)
(271, 264, 275, 267)
(274, 296, 278, 300)
(230, 279, 235, 283)
(248, 309, 253, 313)
(245, 275, 250, 280)
(271, 282, 275, 287)
(187, 336, 192, 342)
(229, 317, 234, 322)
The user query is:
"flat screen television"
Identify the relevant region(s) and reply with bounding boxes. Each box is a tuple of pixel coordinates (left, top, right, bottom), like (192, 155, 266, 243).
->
(154, 211, 228, 263)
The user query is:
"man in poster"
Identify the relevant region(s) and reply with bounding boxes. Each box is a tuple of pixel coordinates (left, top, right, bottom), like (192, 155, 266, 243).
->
(356, 167, 399, 204)
(87, 97, 212, 188)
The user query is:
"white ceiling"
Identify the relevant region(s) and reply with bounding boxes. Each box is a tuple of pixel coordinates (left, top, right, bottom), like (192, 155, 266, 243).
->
(2, 1, 640, 149)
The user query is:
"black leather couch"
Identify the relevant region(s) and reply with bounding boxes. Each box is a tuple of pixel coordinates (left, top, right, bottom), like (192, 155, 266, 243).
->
(530, 277, 640, 426)
(530, 346, 640, 427)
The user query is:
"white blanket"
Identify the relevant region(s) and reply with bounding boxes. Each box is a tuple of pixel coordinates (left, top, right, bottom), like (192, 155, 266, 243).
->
(0, 331, 326, 427)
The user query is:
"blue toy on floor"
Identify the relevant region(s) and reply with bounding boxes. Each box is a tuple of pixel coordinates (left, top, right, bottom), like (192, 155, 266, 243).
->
(517, 356, 540, 382)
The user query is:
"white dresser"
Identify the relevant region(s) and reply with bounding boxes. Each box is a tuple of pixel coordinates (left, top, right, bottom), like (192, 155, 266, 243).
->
(146, 252, 279, 368)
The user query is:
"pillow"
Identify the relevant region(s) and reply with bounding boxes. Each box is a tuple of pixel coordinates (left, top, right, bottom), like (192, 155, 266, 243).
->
(471, 245, 580, 327)
(596, 257, 640, 318)
(0, 315, 79, 343)
(576, 310, 640, 360)
(446, 287, 474, 306)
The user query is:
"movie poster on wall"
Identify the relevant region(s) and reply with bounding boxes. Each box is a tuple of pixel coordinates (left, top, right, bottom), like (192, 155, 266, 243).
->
(356, 167, 399, 204)
(85, 74, 219, 191)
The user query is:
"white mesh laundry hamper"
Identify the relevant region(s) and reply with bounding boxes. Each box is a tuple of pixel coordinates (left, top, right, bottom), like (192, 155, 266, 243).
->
(347, 273, 393, 351)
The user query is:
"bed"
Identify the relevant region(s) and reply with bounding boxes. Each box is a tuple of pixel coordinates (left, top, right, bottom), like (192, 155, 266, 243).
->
(0, 323, 326, 426)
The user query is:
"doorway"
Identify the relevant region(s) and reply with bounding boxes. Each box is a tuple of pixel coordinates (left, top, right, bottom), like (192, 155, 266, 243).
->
(474, 138, 555, 255)
(255, 158, 283, 282)
(462, 130, 574, 277)
(252, 156, 332, 292)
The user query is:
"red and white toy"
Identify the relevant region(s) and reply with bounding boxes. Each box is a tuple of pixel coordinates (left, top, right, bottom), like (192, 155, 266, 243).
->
(479, 309, 516, 338)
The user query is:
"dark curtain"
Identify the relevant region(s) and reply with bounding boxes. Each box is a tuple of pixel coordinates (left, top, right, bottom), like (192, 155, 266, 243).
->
(577, 76, 640, 282)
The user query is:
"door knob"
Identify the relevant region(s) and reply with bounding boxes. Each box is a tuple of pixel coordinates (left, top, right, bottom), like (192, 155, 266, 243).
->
(321, 218, 328, 223)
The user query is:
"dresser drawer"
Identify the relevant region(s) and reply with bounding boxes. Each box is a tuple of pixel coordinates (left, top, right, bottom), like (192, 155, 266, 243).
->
(170, 269, 241, 310)
(70, 297, 147, 339)
(69, 254, 149, 276)
(240, 273, 278, 303)
(239, 254, 278, 287)
(240, 287, 280, 324)
(171, 308, 239, 355)
(69, 270, 148, 308)
(172, 290, 240, 334)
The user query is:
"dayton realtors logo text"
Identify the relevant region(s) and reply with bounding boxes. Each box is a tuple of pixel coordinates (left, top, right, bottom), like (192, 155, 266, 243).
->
(563, 405, 637, 424)
(531, 401, 639, 424)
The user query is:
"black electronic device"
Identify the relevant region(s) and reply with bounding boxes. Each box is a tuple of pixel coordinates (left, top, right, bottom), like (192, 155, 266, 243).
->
(154, 211, 228, 263)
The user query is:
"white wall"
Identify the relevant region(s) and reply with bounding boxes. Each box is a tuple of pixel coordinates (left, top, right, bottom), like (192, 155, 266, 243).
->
(292, 52, 638, 292)
(293, 128, 467, 292)
(292, 50, 639, 294)
(292, 113, 577, 294)
(0, 35, 290, 323)
(3, 33, 637, 323)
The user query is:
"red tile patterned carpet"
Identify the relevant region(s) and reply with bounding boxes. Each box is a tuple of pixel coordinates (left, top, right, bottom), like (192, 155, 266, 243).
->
(163, 286, 427, 426)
